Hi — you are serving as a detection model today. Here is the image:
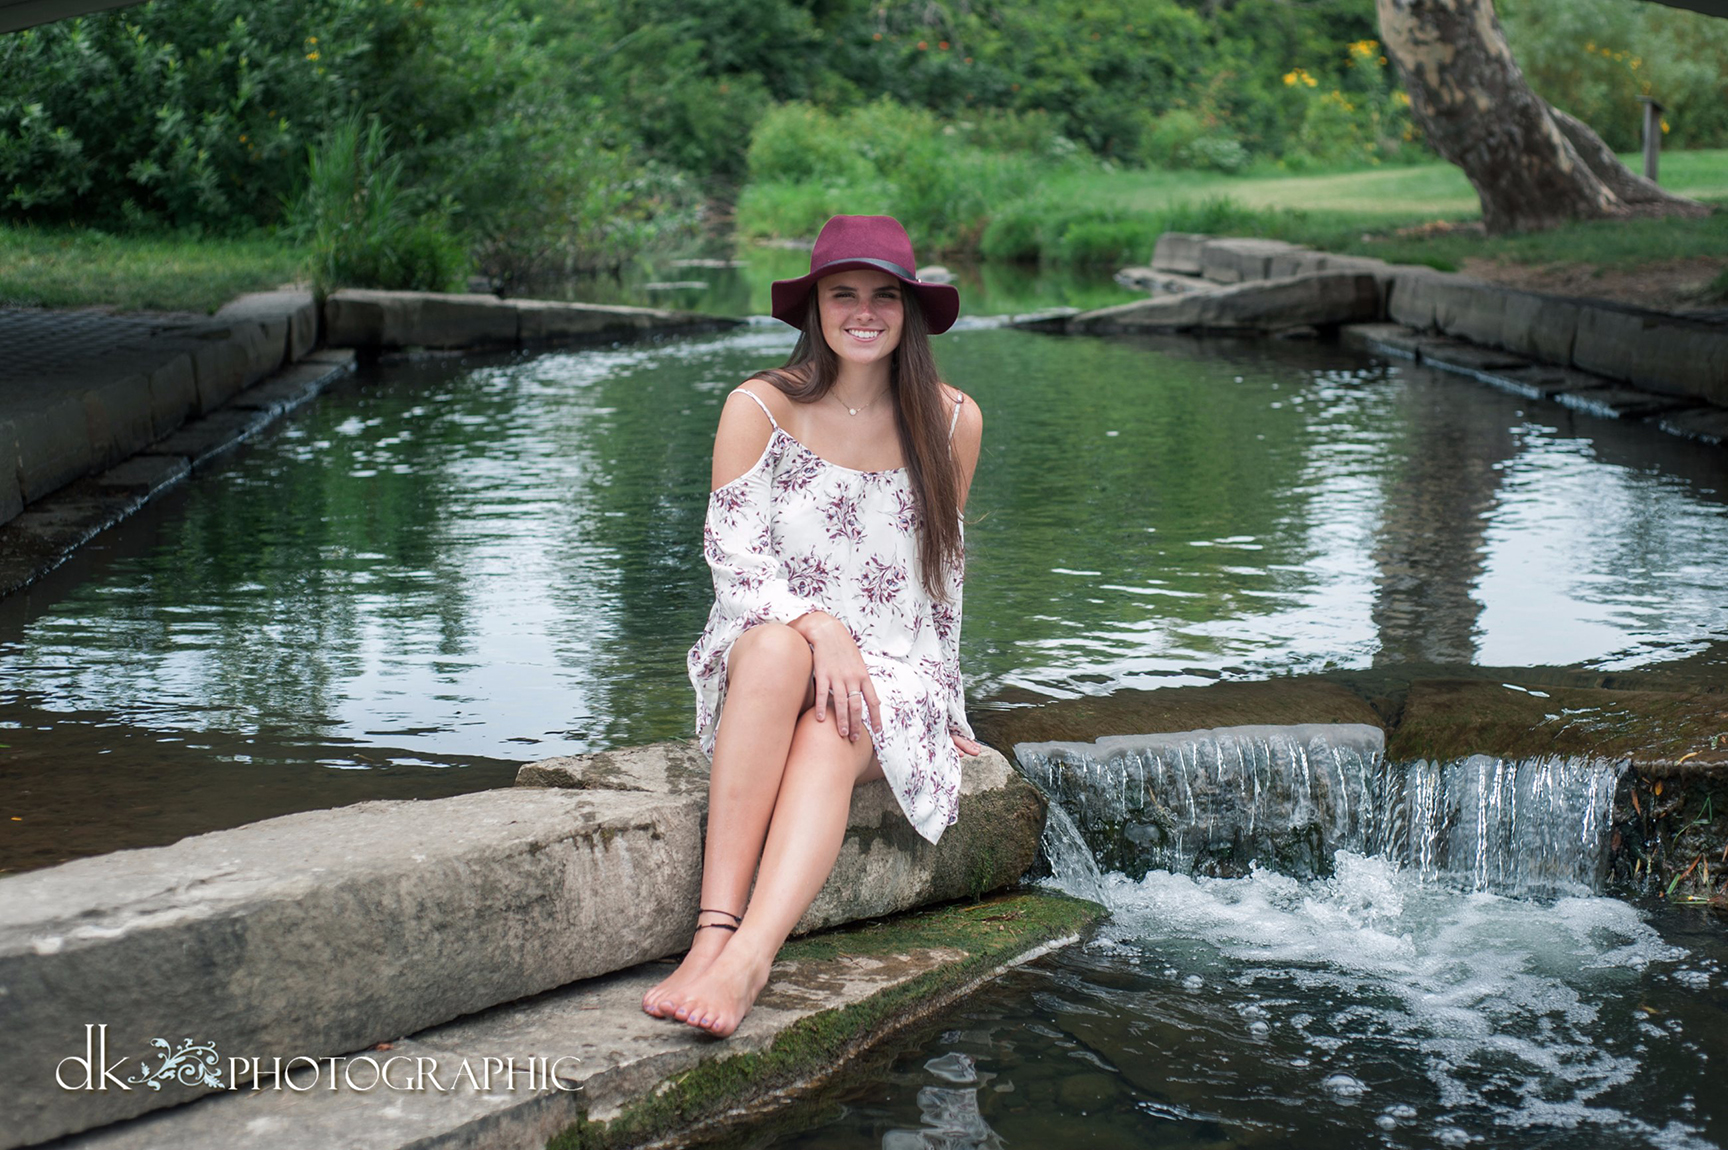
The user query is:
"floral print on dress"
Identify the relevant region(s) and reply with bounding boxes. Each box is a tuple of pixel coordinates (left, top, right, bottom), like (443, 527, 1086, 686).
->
(687, 389, 973, 845)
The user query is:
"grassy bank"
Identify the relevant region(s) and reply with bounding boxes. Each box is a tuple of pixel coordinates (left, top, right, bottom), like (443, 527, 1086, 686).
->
(0, 227, 304, 313)
(741, 147, 1728, 274)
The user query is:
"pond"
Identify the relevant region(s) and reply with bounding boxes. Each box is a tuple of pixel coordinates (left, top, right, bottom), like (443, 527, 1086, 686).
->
(2, 276, 1726, 1145)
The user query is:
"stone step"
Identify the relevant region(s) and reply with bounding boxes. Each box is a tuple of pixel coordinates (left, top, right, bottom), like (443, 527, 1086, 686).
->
(44, 892, 1100, 1150)
(2, 744, 1043, 1147)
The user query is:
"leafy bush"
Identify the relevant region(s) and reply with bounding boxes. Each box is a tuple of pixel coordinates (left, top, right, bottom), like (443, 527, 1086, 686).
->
(286, 117, 467, 298)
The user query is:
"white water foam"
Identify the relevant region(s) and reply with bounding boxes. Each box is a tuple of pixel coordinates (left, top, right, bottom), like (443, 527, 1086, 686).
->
(1075, 851, 1705, 1147)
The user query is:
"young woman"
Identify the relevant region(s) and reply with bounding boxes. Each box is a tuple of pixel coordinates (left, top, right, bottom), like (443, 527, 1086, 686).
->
(643, 215, 984, 1037)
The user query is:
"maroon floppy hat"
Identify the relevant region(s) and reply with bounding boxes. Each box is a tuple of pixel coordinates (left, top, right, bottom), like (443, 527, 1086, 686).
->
(770, 215, 960, 335)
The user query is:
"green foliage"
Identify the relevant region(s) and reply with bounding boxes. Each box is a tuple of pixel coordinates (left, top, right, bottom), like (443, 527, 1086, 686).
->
(287, 117, 467, 298)
(741, 100, 1049, 253)
(1500, 0, 1728, 151)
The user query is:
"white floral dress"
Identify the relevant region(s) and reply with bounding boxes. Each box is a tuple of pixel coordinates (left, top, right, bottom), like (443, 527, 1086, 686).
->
(687, 386, 974, 843)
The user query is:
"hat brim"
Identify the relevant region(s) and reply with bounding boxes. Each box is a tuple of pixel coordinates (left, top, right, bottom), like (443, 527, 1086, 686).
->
(770, 258, 960, 335)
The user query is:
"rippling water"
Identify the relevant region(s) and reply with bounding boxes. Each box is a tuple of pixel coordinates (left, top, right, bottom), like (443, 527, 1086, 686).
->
(697, 858, 1727, 1149)
(2, 320, 1726, 869)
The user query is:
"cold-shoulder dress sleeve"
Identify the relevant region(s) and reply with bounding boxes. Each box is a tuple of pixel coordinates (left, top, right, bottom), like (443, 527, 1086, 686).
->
(686, 432, 814, 755)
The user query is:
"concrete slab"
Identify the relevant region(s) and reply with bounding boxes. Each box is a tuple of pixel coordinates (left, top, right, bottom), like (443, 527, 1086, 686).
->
(1572, 305, 1728, 406)
(49, 893, 1101, 1150)
(1339, 322, 1421, 359)
(0, 787, 707, 1144)
(80, 374, 159, 468)
(1066, 272, 1382, 335)
(1415, 338, 1532, 381)
(1198, 237, 1306, 284)
(226, 357, 352, 416)
(217, 289, 317, 364)
(1553, 386, 1696, 421)
(1487, 364, 1611, 401)
(1656, 405, 1728, 445)
(1150, 232, 1208, 276)
(0, 458, 188, 596)
(144, 353, 200, 439)
(1114, 267, 1216, 296)
(516, 741, 1046, 936)
(0, 421, 20, 524)
(1385, 268, 1453, 331)
(12, 393, 93, 503)
(140, 406, 277, 470)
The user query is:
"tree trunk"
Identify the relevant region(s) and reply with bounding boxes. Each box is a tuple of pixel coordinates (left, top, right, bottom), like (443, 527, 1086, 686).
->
(1545, 102, 1708, 214)
(1375, 0, 1708, 234)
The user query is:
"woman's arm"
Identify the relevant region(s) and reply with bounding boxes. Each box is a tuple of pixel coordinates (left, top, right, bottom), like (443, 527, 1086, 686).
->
(946, 388, 983, 756)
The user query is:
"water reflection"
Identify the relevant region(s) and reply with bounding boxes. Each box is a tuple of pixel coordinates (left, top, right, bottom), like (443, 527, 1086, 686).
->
(2, 325, 1726, 870)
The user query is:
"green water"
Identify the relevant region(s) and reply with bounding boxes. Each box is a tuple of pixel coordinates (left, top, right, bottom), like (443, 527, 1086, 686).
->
(2, 320, 1727, 871)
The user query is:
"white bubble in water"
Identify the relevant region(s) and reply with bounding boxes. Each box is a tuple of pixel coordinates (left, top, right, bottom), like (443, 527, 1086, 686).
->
(1182, 974, 1204, 991)
(1323, 1073, 1367, 1097)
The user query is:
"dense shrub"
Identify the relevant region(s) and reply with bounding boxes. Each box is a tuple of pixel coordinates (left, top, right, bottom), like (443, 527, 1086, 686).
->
(287, 117, 468, 298)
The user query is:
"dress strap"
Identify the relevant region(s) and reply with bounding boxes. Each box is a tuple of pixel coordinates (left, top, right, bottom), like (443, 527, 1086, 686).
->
(732, 386, 780, 432)
(948, 391, 965, 438)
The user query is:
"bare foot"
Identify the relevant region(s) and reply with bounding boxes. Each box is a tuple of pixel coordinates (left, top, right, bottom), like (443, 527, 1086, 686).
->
(642, 919, 736, 1018)
(670, 946, 774, 1038)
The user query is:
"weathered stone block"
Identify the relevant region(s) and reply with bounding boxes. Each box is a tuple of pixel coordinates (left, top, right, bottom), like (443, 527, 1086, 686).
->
(1428, 277, 1506, 349)
(1151, 232, 1209, 276)
(93, 454, 190, 496)
(217, 289, 317, 362)
(515, 300, 654, 342)
(1657, 406, 1728, 445)
(1199, 238, 1305, 284)
(144, 353, 199, 439)
(0, 788, 704, 1145)
(1572, 306, 1728, 406)
(1339, 322, 1421, 359)
(1066, 272, 1381, 335)
(1491, 364, 1609, 401)
(1385, 269, 1454, 331)
(516, 741, 1045, 935)
(13, 394, 93, 503)
(0, 418, 22, 524)
(1553, 385, 1695, 421)
(325, 289, 521, 350)
(139, 407, 276, 470)
(186, 330, 254, 413)
(1113, 267, 1214, 296)
(80, 375, 158, 468)
(1498, 291, 1580, 365)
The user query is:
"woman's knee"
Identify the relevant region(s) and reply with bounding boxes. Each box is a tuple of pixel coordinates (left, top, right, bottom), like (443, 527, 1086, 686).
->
(728, 623, 812, 691)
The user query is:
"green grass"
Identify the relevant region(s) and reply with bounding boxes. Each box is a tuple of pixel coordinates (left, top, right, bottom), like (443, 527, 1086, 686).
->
(1034, 147, 1728, 271)
(0, 226, 305, 313)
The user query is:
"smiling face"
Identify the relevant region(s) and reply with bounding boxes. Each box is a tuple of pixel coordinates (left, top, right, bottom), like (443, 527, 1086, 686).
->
(816, 269, 905, 368)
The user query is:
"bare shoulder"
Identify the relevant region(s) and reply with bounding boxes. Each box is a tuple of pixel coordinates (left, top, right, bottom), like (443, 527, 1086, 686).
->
(944, 384, 983, 450)
(712, 379, 787, 489)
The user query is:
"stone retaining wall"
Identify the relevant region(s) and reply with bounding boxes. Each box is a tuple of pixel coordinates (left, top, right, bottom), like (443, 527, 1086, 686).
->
(1141, 232, 1728, 410)
(323, 289, 739, 351)
(0, 743, 1043, 1147)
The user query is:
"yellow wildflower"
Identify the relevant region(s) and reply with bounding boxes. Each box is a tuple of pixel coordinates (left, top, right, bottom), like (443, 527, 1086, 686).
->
(305, 50, 320, 60)
(1662, 119, 1670, 134)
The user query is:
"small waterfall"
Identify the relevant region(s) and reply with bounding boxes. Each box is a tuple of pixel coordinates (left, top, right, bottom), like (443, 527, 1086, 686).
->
(1016, 726, 1627, 897)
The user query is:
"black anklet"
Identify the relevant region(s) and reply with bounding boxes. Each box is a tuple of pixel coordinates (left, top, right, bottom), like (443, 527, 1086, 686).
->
(694, 921, 738, 933)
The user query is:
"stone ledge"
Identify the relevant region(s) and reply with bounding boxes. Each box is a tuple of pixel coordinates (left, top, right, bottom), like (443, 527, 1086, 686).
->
(516, 740, 1047, 935)
(44, 893, 1102, 1150)
(1023, 272, 1382, 336)
(323, 290, 741, 352)
(5, 741, 1046, 1146)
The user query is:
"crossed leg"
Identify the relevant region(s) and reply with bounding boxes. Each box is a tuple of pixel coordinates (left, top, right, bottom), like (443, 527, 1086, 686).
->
(643, 622, 882, 1035)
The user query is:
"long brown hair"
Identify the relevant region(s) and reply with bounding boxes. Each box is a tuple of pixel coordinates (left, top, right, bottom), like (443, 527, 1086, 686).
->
(758, 291, 963, 601)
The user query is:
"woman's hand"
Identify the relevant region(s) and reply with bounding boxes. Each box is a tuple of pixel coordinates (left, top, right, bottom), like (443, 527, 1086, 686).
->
(791, 612, 880, 742)
(951, 733, 983, 757)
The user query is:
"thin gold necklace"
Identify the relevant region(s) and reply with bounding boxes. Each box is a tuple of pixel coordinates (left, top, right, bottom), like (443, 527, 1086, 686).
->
(829, 384, 887, 417)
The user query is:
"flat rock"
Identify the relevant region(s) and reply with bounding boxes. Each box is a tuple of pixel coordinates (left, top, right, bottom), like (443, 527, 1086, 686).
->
(1656, 405, 1728, 445)
(1340, 322, 1421, 358)
(1552, 386, 1695, 421)
(1150, 232, 1208, 276)
(1062, 272, 1382, 335)
(1114, 267, 1216, 296)
(140, 406, 277, 470)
